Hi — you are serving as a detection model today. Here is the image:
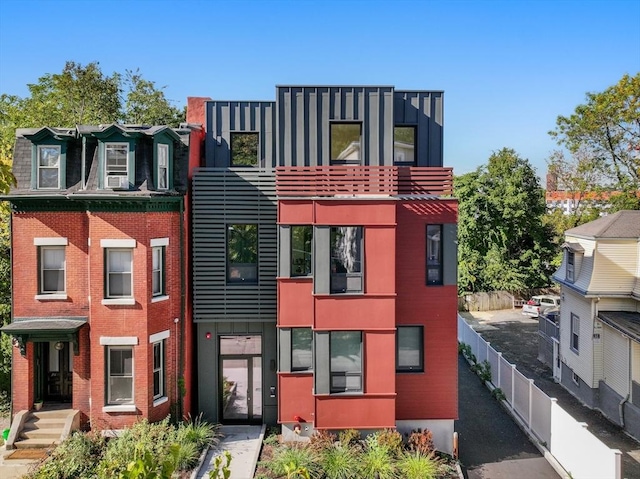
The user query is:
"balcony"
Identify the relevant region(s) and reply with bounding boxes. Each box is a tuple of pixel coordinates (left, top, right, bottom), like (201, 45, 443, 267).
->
(275, 166, 453, 197)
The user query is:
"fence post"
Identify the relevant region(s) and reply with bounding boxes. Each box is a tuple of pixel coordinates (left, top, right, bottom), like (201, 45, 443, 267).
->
(528, 378, 534, 432)
(510, 364, 516, 410)
(497, 352, 502, 389)
(486, 341, 490, 365)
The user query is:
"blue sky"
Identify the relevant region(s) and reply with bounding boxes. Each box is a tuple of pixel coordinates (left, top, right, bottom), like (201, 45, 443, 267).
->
(1, 0, 638, 179)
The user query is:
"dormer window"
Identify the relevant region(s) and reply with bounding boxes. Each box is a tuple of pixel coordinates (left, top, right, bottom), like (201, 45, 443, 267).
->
(562, 242, 584, 283)
(105, 143, 129, 189)
(37, 146, 61, 189)
(567, 251, 575, 282)
(157, 144, 169, 190)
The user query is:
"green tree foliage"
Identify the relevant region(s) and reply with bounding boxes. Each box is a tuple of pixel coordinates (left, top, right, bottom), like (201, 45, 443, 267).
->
(122, 69, 185, 127)
(456, 148, 555, 293)
(548, 73, 640, 212)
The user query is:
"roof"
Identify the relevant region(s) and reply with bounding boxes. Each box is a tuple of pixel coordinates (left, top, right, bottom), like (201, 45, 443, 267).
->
(598, 311, 640, 343)
(561, 242, 585, 253)
(566, 210, 640, 239)
(0, 318, 87, 335)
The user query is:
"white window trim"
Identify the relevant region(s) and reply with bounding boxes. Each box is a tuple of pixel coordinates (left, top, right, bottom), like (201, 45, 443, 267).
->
(37, 145, 61, 189)
(101, 239, 136, 248)
(149, 330, 170, 343)
(100, 336, 138, 346)
(105, 345, 135, 408)
(103, 404, 137, 413)
(150, 238, 169, 247)
(103, 247, 134, 302)
(571, 313, 580, 354)
(34, 237, 68, 246)
(35, 294, 67, 301)
(102, 298, 136, 305)
(152, 340, 165, 401)
(37, 245, 67, 297)
(151, 245, 165, 298)
(157, 144, 169, 191)
(105, 142, 129, 176)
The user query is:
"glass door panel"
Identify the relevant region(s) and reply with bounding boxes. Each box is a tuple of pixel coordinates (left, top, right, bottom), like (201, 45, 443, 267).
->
(221, 358, 249, 421)
(252, 357, 262, 420)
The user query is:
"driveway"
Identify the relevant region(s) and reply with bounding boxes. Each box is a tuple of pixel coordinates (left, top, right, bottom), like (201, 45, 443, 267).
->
(461, 309, 640, 478)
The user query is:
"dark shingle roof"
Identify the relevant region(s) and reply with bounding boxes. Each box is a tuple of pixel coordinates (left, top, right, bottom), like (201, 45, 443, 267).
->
(566, 210, 640, 239)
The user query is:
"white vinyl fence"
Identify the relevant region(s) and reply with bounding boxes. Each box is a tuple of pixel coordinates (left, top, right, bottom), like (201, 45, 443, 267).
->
(458, 315, 622, 479)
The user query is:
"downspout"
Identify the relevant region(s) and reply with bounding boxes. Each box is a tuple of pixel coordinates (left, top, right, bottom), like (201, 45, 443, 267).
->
(178, 198, 186, 419)
(81, 135, 87, 190)
(619, 337, 631, 427)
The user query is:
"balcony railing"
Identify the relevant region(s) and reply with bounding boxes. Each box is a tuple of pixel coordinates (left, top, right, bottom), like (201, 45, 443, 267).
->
(275, 166, 453, 197)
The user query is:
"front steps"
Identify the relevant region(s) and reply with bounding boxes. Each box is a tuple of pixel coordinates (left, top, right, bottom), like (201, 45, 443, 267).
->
(6, 408, 79, 450)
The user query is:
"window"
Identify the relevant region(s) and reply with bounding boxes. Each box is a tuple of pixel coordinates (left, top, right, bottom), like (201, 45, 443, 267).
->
(566, 251, 575, 282)
(152, 246, 165, 297)
(426, 225, 442, 285)
(106, 249, 133, 298)
(40, 247, 65, 294)
(291, 226, 312, 276)
(227, 224, 258, 284)
(153, 341, 165, 400)
(107, 346, 133, 405)
(157, 144, 169, 190)
(394, 126, 416, 165)
(330, 226, 363, 294)
(331, 123, 362, 164)
(330, 331, 362, 393)
(397, 326, 424, 372)
(105, 143, 129, 188)
(291, 328, 313, 372)
(37, 146, 61, 189)
(230, 133, 259, 167)
(571, 313, 580, 353)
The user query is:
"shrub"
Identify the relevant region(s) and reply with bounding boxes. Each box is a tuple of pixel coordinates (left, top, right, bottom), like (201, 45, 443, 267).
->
(337, 429, 361, 448)
(26, 431, 105, 479)
(406, 428, 434, 455)
(361, 435, 395, 479)
(309, 429, 336, 453)
(263, 443, 319, 478)
(321, 443, 361, 479)
(397, 451, 440, 479)
(374, 428, 404, 458)
(177, 413, 219, 453)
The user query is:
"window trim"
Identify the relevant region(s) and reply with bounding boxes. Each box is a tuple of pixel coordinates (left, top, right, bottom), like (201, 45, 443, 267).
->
(39, 246, 66, 295)
(426, 224, 443, 286)
(330, 226, 364, 294)
(329, 331, 363, 394)
(152, 340, 165, 401)
(566, 251, 575, 282)
(393, 125, 417, 166)
(105, 345, 134, 409)
(157, 143, 169, 190)
(291, 225, 313, 277)
(571, 313, 580, 353)
(37, 145, 61, 189)
(291, 328, 313, 372)
(396, 325, 424, 373)
(103, 248, 134, 303)
(330, 122, 363, 165)
(152, 246, 165, 298)
(230, 132, 259, 167)
(226, 224, 259, 285)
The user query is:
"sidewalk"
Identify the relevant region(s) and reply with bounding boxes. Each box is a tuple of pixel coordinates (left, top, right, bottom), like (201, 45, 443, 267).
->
(461, 310, 640, 478)
(195, 425, 264, 479)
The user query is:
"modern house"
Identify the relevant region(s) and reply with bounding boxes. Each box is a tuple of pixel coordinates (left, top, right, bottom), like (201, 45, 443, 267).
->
(188, 85, 458, 452)
(552, 210, 640, 440)
(1, 124, 197, 443)
(2, 84, 459, 453)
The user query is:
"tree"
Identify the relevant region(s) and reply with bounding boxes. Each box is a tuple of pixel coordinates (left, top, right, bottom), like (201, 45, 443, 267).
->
(456, 148, 555, 293)
(548, 73, 640, 212)
(122, 69, 185, 127)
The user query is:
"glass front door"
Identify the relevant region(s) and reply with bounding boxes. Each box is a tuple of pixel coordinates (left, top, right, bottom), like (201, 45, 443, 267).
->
(220, 336, 262, 424)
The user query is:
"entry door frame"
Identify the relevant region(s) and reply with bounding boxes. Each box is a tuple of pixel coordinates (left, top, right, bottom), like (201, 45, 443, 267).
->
(220, 355, 262, 424)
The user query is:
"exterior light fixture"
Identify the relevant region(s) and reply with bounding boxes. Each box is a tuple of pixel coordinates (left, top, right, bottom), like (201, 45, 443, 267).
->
(54, 341, 65, 351)
(205, 332, 212, 340)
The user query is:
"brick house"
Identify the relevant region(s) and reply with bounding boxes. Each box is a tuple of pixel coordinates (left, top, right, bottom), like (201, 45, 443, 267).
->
(1, 124, 196, 435)
(188, 85, 458, 452)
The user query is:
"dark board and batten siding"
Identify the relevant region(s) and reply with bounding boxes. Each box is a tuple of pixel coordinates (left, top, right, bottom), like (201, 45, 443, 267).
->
(276, 86, 444, 168)
(205, 101, 277, 168)
(192, 168, 277, 322)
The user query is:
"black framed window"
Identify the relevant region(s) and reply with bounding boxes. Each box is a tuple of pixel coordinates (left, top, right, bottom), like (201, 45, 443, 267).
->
(330, 226, 363, 293)
(107, 346, 133, 405)
(291, 226, 312, 276)
(291, 328, 313, 372)
(397, 326, 424, 372)
(330, 123, 362, 165)
(40, 246, 65, 294)
(426, 225, 442, 285)
(227, 224, 258, 284)
(153, 340, 165, 400)
(394, 126, 416, 166)
(152, 246, 165, 296)
(230, 133, 259, 167)
(571, 313, 580, 353)
(330, 331, 362, 393)
(105, 249, 133, 298)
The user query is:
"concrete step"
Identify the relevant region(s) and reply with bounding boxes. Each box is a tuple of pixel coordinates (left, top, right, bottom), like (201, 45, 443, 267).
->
(14, 437, 60, 449)
(20, 428, 62, 441)
(30, 409, 73, 420)
(25, 417, 66, 428)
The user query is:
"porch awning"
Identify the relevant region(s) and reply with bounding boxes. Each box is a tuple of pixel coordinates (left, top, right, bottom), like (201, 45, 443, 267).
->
(598, 311, 640, 343)
(0, 318, 87, 356)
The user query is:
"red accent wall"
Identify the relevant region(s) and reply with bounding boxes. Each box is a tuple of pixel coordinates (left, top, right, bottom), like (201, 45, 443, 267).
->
(277, 374, 314, 424)
(277, 280, 313, 327)
(395, 200, 458, 420)
(315, 395, 396, 429)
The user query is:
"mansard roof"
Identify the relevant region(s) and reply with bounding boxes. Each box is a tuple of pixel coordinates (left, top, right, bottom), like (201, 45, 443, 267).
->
(566, 210, 640, 239)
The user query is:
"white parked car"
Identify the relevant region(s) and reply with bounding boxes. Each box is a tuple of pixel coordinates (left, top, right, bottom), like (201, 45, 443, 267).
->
(522, 295, 561, 318)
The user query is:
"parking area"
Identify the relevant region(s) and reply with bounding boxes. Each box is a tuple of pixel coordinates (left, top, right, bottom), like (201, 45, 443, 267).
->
(460, 309, 640, 478)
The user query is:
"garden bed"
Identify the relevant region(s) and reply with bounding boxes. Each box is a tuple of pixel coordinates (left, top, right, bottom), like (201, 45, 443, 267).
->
(254, 427, 460, 479)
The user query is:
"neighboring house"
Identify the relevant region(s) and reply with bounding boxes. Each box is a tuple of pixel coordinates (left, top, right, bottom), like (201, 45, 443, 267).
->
(1, 124, 196, 433)
(552, 210, 640, 440)
(188, 85, 458, 452)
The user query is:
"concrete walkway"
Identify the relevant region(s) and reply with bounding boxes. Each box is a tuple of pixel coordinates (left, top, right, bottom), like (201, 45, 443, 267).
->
(195, 425, 264, 479)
